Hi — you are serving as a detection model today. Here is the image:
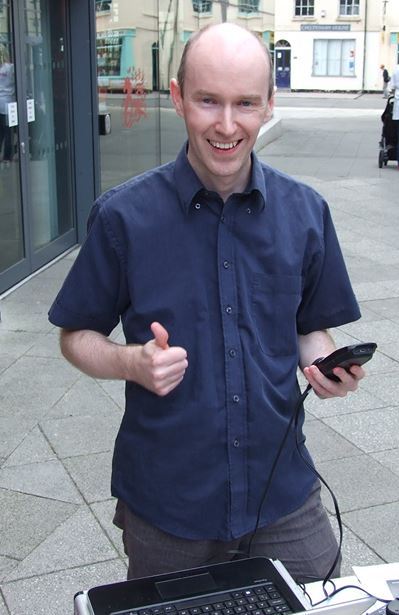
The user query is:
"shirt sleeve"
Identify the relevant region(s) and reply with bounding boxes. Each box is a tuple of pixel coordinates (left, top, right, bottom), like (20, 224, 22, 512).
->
(48, 202, 129, 335)
(296, 202, 361, 335)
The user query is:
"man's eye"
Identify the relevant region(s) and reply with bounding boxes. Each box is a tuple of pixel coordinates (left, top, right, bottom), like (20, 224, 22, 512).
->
(240, 100, 253, 107)
(202, 97, 215, 104)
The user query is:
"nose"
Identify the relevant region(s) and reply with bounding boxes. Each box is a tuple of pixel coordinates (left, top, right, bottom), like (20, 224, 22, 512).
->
(215, 105, 236, 136)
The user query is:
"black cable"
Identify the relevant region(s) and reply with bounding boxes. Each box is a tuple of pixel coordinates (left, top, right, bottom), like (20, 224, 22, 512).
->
(245, 383, 313, 557)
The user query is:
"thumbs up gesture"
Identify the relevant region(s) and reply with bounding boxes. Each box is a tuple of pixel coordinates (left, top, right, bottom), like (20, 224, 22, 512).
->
(131, 322, 188, 396)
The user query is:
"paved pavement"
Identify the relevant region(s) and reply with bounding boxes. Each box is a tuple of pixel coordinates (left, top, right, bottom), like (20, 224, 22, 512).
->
(0, 92, 399, 615)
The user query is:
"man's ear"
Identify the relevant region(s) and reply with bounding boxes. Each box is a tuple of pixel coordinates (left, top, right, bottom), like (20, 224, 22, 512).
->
(170, 78, 184, 118)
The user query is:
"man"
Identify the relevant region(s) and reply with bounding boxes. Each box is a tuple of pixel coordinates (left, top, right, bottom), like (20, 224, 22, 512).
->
(381, 64, 390, 98)
(49, 23, 365, 583)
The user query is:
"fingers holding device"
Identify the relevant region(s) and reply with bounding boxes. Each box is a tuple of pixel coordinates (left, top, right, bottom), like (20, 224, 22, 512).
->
(313, 342, 377, 382)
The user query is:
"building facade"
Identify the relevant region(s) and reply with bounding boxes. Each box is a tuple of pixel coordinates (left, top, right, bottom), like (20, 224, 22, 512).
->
(274, 0, 399, 91)
(0, 0, 274, 295)
(1, 1, 398, 295)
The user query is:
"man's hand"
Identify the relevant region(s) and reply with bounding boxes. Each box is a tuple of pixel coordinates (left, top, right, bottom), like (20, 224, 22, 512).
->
(303, 362, 365, 399)
(130, 322, 188, 396)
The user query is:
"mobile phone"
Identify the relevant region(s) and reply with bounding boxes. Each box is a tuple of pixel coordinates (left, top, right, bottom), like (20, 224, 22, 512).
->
(313, 342, 377, 382)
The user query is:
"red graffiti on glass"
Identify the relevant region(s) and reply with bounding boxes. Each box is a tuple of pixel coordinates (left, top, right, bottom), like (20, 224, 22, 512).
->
(123, 67, 147, 128)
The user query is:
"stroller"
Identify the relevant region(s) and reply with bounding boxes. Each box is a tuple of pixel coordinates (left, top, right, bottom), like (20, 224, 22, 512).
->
(378, 94, 398, 168)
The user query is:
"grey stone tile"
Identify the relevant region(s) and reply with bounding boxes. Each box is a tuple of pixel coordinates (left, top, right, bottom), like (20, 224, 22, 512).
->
(0, 555, 18, 578)
(0, 594, 7, 615)
(318, 455, 399, 513)
(351, 281, 399, 302)
(0, 354, 15, 375)
(0, 489, 78, 559)
(371, 449, 399, 478)
(304, 387, 386, 419)
(328, 516, 385, 576)
(0, 356, 79, 421)
(4, 426, 56, 467)
(48, 375, 123, 419)
(324, 406, 399, 454)
(91, 499, 126, 559)
(0, 416, 38, 460)
(97, 378, 126, 410)
(0, 298, 54, 333)
(0, 460, 83, 503)
(304, 420, 362, 463)
(339, 319, 399, 346)
(4, 506, 118, 581)
(1, 559, 126, 615)
(362, 298, 399, 320)
(24, 331, 63, 359)
(63, 452, 113, 503)
(41, 413, 120, 458)
(361, 372, 399, 406)
(0, 330, 43, 358)
(342, 502, 399, 562)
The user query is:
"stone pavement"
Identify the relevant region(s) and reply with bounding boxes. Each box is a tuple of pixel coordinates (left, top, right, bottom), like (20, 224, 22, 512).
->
(0, 92, 399, 614)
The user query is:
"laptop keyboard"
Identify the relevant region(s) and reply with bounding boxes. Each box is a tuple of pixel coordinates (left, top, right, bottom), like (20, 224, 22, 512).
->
(111, 582, 294, 615)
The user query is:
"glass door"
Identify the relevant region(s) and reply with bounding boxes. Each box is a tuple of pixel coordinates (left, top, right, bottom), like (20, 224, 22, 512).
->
(0, 0, 75, 294)
(0, 2, 24, 281)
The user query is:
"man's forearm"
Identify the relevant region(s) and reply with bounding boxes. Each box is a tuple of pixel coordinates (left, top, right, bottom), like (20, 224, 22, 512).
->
(298, 329, 336, 371)
(60, 328, 136, 381)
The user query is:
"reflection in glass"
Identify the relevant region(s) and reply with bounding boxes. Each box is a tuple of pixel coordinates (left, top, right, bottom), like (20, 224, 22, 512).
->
(0, 2, 24, 274)
(95, 1, 275, 190)
(24, 0, 73, 251)
(96, 2, 162, 192)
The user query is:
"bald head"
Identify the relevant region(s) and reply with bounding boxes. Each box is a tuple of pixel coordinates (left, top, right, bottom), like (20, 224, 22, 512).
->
(177, 23, 274, 101)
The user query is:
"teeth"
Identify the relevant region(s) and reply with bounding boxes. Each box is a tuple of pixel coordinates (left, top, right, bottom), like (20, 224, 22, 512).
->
(209, 140, 238, 150)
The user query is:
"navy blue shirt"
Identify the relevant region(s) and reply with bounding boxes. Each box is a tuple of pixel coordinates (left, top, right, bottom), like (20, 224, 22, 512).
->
(48, 145, 360, 540)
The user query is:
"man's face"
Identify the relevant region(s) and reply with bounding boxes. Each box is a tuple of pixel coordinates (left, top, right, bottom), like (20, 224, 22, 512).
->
(171, 30, 273, 194)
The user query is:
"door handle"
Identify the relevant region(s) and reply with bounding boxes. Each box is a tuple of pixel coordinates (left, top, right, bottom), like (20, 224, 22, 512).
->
(20, 141, 26, 155)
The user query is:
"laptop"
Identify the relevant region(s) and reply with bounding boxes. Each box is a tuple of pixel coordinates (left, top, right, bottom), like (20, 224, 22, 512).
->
(73, 557, 375, 615)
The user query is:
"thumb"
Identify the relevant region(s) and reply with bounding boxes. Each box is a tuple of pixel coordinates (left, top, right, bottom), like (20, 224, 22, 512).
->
(150, 321, 169, 349)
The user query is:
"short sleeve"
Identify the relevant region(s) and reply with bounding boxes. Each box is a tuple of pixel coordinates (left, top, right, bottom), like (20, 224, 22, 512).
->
(48, 203, 129, 335)
(297, 203, 360, 334)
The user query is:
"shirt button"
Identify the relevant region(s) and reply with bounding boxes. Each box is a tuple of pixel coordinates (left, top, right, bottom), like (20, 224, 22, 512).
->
(233, 439, 240, 447)
(223, 260, 230, 269)
(194, 202, 201, 210)
(220, 215, 225, 223)
(233, 395, 240, 403)
(225, 305, 233, 314)
(229, 348, 237, 358)
(246, 208, 252, 214)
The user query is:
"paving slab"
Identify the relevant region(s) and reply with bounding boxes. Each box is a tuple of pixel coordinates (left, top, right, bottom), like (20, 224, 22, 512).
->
(1, 559, 126, 615)
(342, 502, 399, 562)
(63, 451, 113, 503)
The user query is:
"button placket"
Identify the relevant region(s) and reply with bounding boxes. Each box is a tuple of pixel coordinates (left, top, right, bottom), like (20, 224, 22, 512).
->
(217, 211, 247, 531)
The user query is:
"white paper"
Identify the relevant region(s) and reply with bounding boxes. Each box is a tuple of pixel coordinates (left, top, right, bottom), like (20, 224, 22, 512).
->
(353, 563, 399, 601)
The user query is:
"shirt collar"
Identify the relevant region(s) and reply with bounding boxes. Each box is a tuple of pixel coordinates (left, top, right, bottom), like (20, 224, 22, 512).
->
(173, 143, 267, 214)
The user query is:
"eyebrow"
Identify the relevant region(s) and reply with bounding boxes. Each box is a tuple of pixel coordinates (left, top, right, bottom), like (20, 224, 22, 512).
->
(193, 90, 264, 101)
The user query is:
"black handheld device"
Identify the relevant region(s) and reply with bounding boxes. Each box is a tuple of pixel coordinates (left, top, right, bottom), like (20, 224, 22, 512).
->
(313, 342, 377, 382)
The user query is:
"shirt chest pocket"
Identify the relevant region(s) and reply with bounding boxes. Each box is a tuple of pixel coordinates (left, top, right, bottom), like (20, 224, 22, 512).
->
(251, 273, 303, 357)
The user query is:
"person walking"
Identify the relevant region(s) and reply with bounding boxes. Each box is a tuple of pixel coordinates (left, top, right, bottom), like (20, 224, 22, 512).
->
(49, 23, 367, 584)
(381, 64, 390, 99)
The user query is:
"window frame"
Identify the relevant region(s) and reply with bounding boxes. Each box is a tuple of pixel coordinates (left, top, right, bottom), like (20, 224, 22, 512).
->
(238, 0, 260, 15)
(294, 0, 315, 17)
(339, 0, 360, 16)
(192, 0, 213, 13)
(312, 38, 356, 77)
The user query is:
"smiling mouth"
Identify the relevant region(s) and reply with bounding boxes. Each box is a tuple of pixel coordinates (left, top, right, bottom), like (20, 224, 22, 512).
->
(208, 140, 241, 150)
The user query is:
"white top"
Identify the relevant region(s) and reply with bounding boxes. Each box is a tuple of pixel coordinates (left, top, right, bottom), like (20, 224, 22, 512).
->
(390, 65, 399, 120)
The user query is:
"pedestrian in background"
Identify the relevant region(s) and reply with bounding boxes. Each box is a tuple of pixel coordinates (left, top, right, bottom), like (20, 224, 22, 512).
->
(389, 64, 399, 168)
(381, 64, 390, 98)
(49, 23, 367, 584)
